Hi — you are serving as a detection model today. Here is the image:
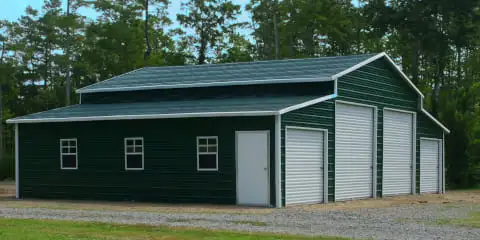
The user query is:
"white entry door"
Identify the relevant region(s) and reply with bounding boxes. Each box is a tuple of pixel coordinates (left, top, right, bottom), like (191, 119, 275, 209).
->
(383, 109, 414, 195)
(286, 127, 326, 205)
(335, 102, 375, 201)
(420, 139, 441, 193)
(236, 131, 269, 206)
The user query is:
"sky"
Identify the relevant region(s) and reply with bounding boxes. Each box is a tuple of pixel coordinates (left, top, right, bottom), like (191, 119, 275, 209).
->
(0, 0, 252, 26)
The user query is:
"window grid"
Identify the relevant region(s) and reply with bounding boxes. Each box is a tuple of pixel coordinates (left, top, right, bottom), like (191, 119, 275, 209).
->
(60, 138, 77, 170)
(197, 136, 218, 171)
(124, 137, 144, 170)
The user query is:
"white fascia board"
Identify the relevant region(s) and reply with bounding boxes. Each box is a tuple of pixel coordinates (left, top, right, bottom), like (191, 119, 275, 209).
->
(278, 94, 337, 114)
(421, 108, 450, 134)
(332, 52, 387, 79)
(76, 77, 332, 94)
(6, 111, 278, 124)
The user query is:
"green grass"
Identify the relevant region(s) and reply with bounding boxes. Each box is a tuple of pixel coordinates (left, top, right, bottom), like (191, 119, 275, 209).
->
(435, 212, 480, 228)
(0, 218, 348, 240)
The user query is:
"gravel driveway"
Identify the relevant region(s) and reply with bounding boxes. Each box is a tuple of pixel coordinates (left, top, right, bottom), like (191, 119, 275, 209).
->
(0, 202, 479, 240)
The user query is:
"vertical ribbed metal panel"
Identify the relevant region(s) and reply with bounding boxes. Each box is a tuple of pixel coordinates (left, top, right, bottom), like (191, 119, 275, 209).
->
(285, 128, 324, 205)
(335, 103, 374, 201)
(383, 110, 413, 195)
(420, 139, 440, 193)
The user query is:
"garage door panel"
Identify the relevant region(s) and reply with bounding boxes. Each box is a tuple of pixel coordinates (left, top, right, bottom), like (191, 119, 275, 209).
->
(286, 128, 325, 205)
(420, 139, 440, 193)
(335, 102, 375, 201)
(383, 110, 414, 196)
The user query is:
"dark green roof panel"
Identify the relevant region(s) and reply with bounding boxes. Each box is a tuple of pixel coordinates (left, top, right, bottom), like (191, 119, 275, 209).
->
(8, 95, 317, 123)
(77, 54, 377, 93)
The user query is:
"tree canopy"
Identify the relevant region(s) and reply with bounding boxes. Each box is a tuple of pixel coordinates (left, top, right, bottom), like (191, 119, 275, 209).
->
(0, 0, 478, 187)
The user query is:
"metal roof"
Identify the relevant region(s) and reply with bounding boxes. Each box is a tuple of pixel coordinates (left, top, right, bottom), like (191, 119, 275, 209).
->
(6, 95, 323, 124)
(76, 54, 378, 93)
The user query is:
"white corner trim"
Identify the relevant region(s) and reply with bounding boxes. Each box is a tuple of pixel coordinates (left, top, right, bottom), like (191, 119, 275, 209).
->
(15, 124, 19, 199)
(278, 94, 337, 115)
(442, 132, 446, 194)
(275, 114, 282, 208)
(6, 111, 278, 124)
(76, 77, 332, 94)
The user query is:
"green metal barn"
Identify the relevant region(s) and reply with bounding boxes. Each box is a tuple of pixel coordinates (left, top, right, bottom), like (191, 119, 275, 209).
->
(7, 53, 449, 207)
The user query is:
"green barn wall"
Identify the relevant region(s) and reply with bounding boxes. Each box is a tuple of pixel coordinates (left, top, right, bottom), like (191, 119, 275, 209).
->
(18, 116, 277, 205)
(337, 58, 444, 198)
(281, 100, 335, 204)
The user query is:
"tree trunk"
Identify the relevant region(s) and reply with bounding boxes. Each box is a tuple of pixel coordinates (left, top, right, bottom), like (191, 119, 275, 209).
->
(273, 0, 279, 60)
(144, 0, 152, 62)
(198, 31, 208, 64)
(411, 41, 420, 85)
(0, 40, 5, 164)
(65, 0, 71, 106)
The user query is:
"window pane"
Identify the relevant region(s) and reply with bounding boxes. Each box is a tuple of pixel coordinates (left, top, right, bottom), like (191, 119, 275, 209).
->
(70, 140, 76, 146)
(127, 155, 143, 169)
(199, 154, 217, 169)
(126, 139, 134, 146)
(61, 141, 68, 147)
(70, 147, 77, 154)
(62, 155, 77, 168)
(126, 146, 134, 153)
(208, 146, 217, 152)
(135, 139, 142, 146)
(198, 146, 207, 153)
(62, 147, 69, 154)
(134, 146, 142, 153)
(208, 138, 217, 145)
(198, 138, 207, 145)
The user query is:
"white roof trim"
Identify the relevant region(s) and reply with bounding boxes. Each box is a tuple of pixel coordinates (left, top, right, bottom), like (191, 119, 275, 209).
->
(332, 53, 386, 79)
(333, 52, 425, 98)
(279, 94, 337, 114)
(6, 111, 278, 124)
(22, 53, 451, 133)
(76, 68, 144, 93)
(76, 77, 332, 93)
(422, 108, 450, 134)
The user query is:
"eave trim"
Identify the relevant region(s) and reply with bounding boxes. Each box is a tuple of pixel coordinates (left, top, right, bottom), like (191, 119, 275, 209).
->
(6, 111, 278, 124)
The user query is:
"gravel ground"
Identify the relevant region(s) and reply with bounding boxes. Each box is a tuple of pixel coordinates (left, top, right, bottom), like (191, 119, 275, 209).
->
(0, 203, 479, 240)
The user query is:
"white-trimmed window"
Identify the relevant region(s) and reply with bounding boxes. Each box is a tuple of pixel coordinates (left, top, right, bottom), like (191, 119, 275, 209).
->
(60, 138, 78, 169)
(125, 137, 144, 170)
(197, 136, 218, 171)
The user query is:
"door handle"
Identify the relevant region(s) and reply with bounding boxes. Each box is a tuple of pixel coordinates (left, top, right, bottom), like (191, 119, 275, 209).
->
(264, 167, 267, 171)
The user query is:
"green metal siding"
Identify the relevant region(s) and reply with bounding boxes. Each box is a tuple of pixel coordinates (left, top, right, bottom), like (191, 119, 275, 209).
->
(18, 116, 276, 205)
(337, 58, 444, 198)
(281, 100, 335, 205)
(82, 82, 334, 104)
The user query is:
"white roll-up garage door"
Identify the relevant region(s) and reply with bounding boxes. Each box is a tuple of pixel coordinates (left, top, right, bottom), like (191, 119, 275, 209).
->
(335, 102, 375, 201)
(286, 127, 325, 205)
(420, 139, 441, 193)
(383, 109, 414, 195)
